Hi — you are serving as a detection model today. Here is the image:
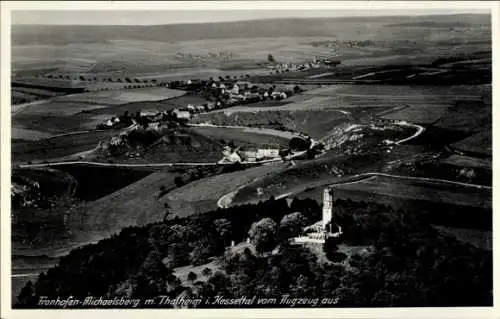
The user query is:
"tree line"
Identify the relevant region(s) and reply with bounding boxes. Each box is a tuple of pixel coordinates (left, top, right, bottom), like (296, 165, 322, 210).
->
(16, 195, 492, 308)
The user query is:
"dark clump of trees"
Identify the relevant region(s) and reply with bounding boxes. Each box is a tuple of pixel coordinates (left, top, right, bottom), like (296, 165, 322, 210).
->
(174, 176, 185, 188)
(15, 195, 492, 308)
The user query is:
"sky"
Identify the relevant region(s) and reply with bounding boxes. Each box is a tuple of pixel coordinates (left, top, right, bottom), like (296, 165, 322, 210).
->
(11, 9, 490, 26)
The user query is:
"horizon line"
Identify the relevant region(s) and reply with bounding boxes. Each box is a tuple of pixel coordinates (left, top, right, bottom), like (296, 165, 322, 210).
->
(11, 10, 490, 26)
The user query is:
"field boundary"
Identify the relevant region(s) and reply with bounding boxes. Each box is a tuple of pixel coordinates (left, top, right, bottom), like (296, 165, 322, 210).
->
(220, 172, 492, 209)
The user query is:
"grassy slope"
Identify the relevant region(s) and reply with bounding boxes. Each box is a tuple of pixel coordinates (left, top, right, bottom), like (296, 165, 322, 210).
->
(188, 126, 290, 148)
(434, 225, 492, 251)
(165, 163, 288, 216)
(69, 171, 176, 242)
(53, 87, 186, 105)
(197, 109, 350, 140)
(12, 130, 119, 163)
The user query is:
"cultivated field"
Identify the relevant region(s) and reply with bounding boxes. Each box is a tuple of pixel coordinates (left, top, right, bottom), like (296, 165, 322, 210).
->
(12, 130, 118, 163)
(434, 226, 492, 251)
(86, 94, 209, 117)
(11, 127, 53, 141)
(12, 112, 109, 140)
(11, 92, 205, 140)
(14, 100, 110, 116)
(164, 163, 288, 216)
(325, 175, 491, 209)
(381, 105, 450, 124)
(434, 100, 491, 133)
(188, 126, 290, 148)
(451, 131, 492, 156)
(54, 87, 186, 105)
(196, 109, 351, 140)
(304, 84, 483, 101)
(440, 154, 491, 170)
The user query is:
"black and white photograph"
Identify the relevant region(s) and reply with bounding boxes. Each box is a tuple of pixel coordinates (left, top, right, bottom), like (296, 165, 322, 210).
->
(1, 1, 497, 317)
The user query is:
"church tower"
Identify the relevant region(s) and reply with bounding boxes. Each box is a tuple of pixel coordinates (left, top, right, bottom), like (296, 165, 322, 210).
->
(322, 188, 333, 231)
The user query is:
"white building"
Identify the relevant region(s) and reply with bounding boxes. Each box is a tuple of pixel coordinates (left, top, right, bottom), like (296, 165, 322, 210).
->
(173, 109, 191, 120)
(231, 84, 240, 94)
(256, 148, 280, 159)
(219, 152, 242, 164)
(240, 150, 257, 162)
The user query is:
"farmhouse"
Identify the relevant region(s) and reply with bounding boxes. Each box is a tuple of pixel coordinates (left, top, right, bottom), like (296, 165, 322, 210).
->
(140, 110, 158, 117)
(231, 84, 240, 94)
(219, 151, 242, 164)
(238, 148, 258, 162)
(236, 81, 252, 88)
(256, 148, 280, 159)
(173, 109, 191, 120)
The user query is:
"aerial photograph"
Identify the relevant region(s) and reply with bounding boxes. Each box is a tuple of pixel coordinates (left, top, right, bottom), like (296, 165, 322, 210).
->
(8, 5, 492, 310)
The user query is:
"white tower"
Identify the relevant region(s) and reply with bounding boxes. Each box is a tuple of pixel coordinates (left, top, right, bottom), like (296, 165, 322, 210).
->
(322, 188, 333, 230)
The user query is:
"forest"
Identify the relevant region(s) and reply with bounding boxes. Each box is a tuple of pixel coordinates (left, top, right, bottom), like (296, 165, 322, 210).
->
(15, 196, 492, 308)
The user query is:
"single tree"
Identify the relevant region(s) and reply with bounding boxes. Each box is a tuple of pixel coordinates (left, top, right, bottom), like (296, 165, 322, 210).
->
(248, 217, 277, 253)
(202, 267, 213, 277)
(213, 218, 232, 246)
(174, 176, 185, 187)
(187, 271, 198, 283)
(279, 212, 309, 239)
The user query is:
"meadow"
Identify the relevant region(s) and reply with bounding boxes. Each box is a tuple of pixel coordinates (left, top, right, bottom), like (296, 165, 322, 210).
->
(381, 105, 450, 124)
(12, 130, 119, 163)
(328, 175, 491, 209)
(451, 131, 492, 156)
(440, 154, 491, 170)
(70, 171, 177, 241)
